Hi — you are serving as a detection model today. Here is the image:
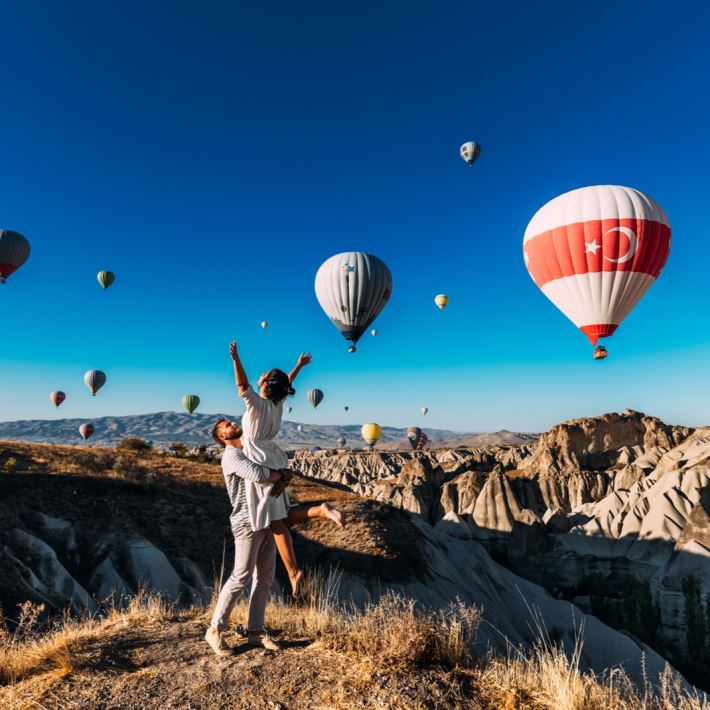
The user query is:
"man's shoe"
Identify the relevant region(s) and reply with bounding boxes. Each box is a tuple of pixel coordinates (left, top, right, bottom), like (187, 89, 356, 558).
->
(205, 627, 236, 657)
(247, 632, 282, 651)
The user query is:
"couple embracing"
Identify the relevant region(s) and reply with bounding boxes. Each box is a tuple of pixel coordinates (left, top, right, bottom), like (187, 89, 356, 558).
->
(206, 341, 344, 656)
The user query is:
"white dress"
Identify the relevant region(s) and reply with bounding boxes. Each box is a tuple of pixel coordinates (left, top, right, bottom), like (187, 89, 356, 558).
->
(240, 385, 290, 530)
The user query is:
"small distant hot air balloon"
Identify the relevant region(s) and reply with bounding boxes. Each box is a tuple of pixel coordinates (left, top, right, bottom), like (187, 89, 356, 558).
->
(460, 141, 481, 166)
(421, 407, 428, 415)
(407, 427, 428, 451)
(183, 394, 200, 415)
(315, 252, 392, 353)
(371, 329, 377, 337)
(97, 271, 115, 290)
(84, 370, 107, 396)
(287, 406, 293, 414)
(309, 446, 321, 452)
(0, 230, 31, 284)
(79, 422, 95, 440)
(344, 406, 349, 412)
(434, 295, 448, 310)
(407, 426, 422, 449)
(297, 424, 304, 433)
(523, 185, 671, 358)
(261, 321, 268, 329)
(337, 436, 347, 448)
(361, 422, 382, 449)
(308, 388, 324, 408)
(50, 391, 66, 408)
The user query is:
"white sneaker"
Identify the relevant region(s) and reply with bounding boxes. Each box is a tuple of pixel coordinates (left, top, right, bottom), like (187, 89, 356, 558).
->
(205, 627, 235, 656)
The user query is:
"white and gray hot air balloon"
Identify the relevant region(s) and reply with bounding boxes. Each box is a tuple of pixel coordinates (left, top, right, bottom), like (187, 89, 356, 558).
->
(84, 369, 107, 396)
(315, 252, 392, 353)
(308, 388, 324, 408)
(460, 141, 481, 166)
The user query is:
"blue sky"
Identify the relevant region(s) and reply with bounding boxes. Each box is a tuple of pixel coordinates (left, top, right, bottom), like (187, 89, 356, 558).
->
(0, 1, 708, 432)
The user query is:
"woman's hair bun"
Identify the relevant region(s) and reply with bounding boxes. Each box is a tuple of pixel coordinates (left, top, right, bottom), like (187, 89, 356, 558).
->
(288, 386, 296, 396)
(262, 368, 295, 403)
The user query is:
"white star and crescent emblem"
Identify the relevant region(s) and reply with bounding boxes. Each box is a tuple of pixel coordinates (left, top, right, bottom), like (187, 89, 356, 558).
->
(585, 240, 601, 255)
(603, 227, 637, 264)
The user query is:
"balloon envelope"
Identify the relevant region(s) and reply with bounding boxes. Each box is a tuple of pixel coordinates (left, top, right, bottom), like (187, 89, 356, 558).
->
(337, 436, 347, 447)
(460, 141, 481, 166)
(50, 391, 66, 408)
(297, 424, 304, 433)
(308, 388, 324, 408)
(261, 321, 268, 328)
(371, 329, 377, 336)
(406, 426, 422, 450)
(97, 271, 115, 289)
(79, 423, 95, 440)
(344, 406, 349, 412)
(287, 406, 292, 414)
(0, 230, 31, 284)
(361, 422, 382, 447)
(421, 407, 428, 415)
(523, 185, 671, 347)
(84, 370, 107, 396)
(182, 394, 200, 414)
(315, 252, 392, 349)
(434, 294, 448, 310)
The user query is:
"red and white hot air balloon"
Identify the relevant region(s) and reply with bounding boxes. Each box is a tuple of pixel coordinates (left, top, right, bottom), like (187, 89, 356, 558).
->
(523, 185, 670, 357)
(50, 391, 66, 408)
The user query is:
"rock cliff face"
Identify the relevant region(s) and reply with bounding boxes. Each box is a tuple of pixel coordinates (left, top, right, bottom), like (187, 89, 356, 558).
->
(291, 411, 709, 688)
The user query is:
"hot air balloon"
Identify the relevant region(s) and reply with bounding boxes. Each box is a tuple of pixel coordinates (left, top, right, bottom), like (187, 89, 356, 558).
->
(308, 388, 324, 408)
(0, 230, 31, 284)
(406, 427, 423, 450)
(371, 329, 377, 336)
(460, 141, 481, 166)
(344, 406, 349, 412)
(297, 425, 304, 433)
(337, 436, 347, 447)
(287, 406, 293, 414)
(434, 294, 448, 310)
(315, 252, 392, 353)
(261, 321, 268, 329)
(361, 422, 382, 449)
(50, 391, 66, 408)
(97, 271, 115, 290)
(309, 446, 321, 452)
(523, 186, 671, 357)
(183, 394, 200, 415)
(421, 407, 428, 415)
(84, 370, 107, 396)
(79, 423, 95, 440)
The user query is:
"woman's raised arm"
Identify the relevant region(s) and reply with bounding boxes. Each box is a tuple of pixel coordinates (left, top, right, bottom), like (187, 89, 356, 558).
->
(230, 341, 250, 395)
(288, 352, 312, 383)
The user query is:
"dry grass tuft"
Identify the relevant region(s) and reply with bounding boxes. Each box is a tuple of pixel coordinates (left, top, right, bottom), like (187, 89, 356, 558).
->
(0, 591, 171, 686)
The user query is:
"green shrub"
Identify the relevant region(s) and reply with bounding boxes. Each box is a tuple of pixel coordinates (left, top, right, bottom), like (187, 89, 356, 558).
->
(117, 437, 152, 452)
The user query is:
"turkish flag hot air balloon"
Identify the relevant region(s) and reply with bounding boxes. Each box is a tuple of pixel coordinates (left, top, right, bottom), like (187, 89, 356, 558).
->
(523, 186, 670, 355)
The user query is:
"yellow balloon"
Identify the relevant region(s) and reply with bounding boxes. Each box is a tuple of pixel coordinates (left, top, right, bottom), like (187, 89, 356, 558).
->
(361, 422, 382, 447)
(434, 294, 449, 310)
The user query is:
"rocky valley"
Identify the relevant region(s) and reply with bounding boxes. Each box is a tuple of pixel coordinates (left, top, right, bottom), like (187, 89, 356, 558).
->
(1, 409, 708, 703)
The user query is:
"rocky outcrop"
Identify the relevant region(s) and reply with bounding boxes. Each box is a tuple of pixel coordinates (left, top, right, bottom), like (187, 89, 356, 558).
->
(518, 409, 691, 476)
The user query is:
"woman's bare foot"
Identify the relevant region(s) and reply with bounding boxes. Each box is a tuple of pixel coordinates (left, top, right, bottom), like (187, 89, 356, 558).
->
(289, 569, 304, 598)
(321, 502, 346, 528)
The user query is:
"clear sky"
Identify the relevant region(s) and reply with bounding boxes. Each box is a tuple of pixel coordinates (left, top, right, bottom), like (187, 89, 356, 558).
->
(0, 1, 708, 432)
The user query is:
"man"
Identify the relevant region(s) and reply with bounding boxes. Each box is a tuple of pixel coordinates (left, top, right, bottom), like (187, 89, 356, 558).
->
(205, 418, 291, 656)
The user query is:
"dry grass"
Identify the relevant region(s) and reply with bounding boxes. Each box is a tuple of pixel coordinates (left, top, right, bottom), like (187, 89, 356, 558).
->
(1, 579, 708, 710)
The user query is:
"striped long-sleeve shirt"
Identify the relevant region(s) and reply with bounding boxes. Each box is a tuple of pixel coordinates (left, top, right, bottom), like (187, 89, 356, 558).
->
(220, 446, 271, 534)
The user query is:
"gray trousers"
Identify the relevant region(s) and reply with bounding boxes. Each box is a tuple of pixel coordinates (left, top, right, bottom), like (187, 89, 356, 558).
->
(210, 527, 276, 633)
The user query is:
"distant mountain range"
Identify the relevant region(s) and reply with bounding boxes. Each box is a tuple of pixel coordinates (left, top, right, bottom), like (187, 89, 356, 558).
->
(0, 411, 538, 449)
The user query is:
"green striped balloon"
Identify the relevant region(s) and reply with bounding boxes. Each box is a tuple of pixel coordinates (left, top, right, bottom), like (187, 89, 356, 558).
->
(182, 394, 200, 415)
(97, 271, 115, 289)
